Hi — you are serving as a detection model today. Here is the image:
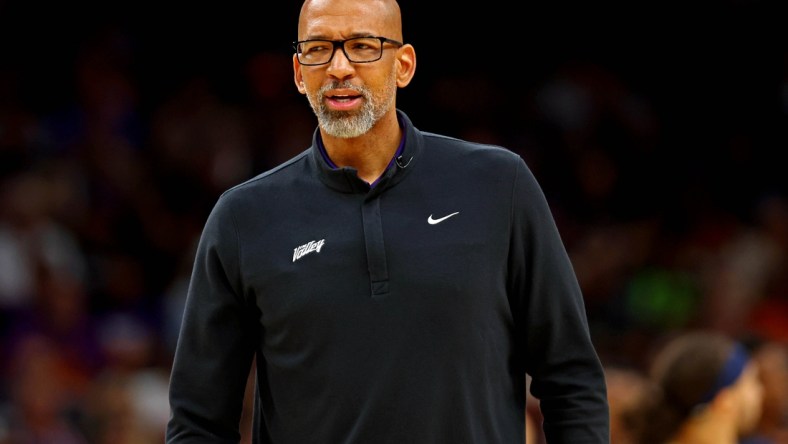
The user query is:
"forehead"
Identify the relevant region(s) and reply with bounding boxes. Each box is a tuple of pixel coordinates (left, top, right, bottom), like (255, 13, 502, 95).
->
(298, 0, 395, 39)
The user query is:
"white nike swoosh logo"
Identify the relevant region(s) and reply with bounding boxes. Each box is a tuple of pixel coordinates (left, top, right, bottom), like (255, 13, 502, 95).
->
(427, 212, 460, 225)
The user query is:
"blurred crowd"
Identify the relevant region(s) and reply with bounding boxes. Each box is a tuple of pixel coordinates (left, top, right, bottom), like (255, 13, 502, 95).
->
(1, 5, 787, 444)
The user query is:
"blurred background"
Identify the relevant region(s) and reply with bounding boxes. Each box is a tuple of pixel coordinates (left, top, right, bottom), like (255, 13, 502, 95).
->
(0, 1, 785, 443)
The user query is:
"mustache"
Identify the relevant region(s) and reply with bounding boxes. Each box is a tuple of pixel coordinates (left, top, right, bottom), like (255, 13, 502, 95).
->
(319, 81, 367, 97)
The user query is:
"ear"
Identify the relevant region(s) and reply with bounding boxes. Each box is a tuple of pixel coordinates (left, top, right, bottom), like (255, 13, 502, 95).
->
(395, 44, 416, 88)
(293, 54, 306, 94)
(710, 387, 738, 418)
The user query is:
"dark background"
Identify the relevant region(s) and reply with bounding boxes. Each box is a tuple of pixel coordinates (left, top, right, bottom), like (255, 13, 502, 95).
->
(3, 1, 785, 200)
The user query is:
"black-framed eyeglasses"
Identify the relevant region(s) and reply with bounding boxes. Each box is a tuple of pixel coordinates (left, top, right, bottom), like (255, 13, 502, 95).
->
(293, 36, 403, 66)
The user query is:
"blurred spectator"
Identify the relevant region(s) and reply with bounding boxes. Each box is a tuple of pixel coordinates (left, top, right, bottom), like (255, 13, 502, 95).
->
(0, 168, 99, 408)
(0, 334, 89, 443)
(0, 170, 87, 312)
(627, 330, 764, 444)
(699, 202, 784, 337)
(2, 266, 103, 406)
(81, 368, 170, 444)
(525, 374, 546, 444)
(160, 235, 199, 359)
(82, 262, 171, 444)
(90, 250, 165, 369)
(530, 58, 661, 226)
(80, 372, 149, 444)
(744, 195, 788, 343)
(604, 365, 650, 444)
(741, 337, 788, 444)
(526, 409, 537, 444)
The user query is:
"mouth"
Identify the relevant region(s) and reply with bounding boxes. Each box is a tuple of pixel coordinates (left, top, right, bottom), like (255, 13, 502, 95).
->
(327, 94, 360, 101)
(324, 88, 364, 111)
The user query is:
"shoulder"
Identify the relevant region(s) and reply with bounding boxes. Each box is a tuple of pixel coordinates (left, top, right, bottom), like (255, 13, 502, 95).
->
(418, 131, 527, 183)
(399, 109, 523, 169)
(422, 131, 521, 160)
(219, 148, 311, 202)
(420, 131, 523, 169)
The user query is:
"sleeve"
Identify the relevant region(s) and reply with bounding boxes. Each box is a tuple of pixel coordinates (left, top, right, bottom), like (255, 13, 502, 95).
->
(166, 194, 260, 443)
(507, 157, 610, 443)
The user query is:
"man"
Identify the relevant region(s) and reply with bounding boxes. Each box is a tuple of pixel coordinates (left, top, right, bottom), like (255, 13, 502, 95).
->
(166, 0, 610, 442)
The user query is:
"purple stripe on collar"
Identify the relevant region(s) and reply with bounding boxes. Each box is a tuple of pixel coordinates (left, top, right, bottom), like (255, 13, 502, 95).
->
(316, 135, 339, 169)
(369, 133, 405, 188)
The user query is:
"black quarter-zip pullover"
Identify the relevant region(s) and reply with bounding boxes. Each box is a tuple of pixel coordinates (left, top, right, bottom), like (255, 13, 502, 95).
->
(167, 110, 609, 444)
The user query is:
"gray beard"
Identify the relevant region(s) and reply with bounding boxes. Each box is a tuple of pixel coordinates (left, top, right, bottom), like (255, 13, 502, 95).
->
(307, 80, 396, 138)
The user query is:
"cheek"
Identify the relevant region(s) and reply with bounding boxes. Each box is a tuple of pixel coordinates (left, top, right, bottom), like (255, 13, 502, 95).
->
(299, 70, 321, 88)
(741, 380, 765, 421)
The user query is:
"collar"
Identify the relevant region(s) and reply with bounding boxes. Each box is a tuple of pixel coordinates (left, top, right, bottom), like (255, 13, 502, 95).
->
(309, 109, 423, 195)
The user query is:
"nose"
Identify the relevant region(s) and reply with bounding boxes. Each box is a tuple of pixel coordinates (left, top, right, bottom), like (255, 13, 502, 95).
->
(326, 45, 355, 80)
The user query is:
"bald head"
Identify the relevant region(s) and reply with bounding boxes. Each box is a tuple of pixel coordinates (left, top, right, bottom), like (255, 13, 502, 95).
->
(298, 0, 403, 41)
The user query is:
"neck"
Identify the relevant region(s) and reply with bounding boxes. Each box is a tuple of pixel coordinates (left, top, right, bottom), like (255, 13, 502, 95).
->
(320, 110, 401, 184)
(672, 413, 738, 444)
